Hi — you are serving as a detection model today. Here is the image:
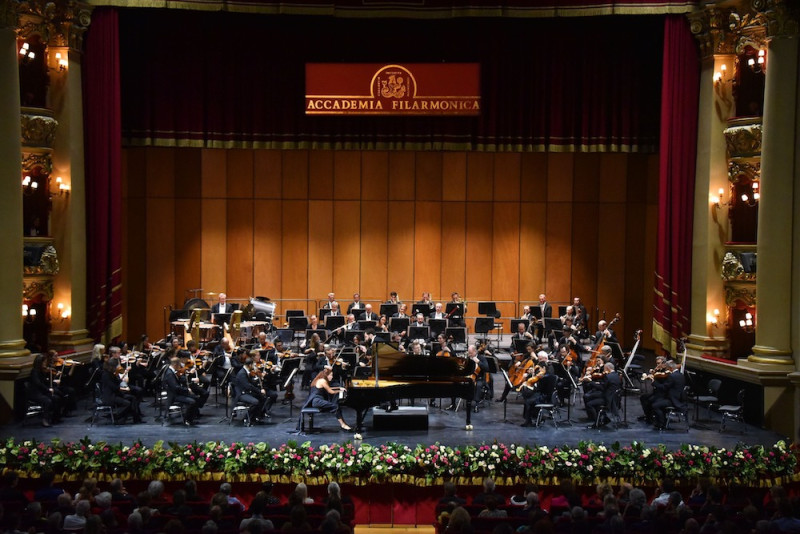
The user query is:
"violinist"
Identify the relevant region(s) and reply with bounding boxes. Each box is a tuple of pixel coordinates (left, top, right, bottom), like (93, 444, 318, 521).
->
(45, 349, 78, 415)
(318, 345, 348, 388)
(28, 353, 61, 427)
(359, 304, 379, 322)
(557, 345, 581, 382)
(585, 362, 621, 428)
(126, 350, 156, 395)
(468, 344, 490, 413)
(521, 351, 552, 427)
(231, 357, 268, 423)
(498, 343, 535, 403)
(178, 348, 210, 413)
(164, 356, 200, 425)
(101, 356, 144, 424)
(643, 360, 685, 430)
(301, 333, 323, 388)
(110, 346, 145, 407)
(353, 335, 371, 378)
(210, 337, 242, 385)
(250, 350, 279, 415)
(638, 356, 666, 424)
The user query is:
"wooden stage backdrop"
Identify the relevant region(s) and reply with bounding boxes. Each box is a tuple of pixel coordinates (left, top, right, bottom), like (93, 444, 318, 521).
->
(121, 148, 659, 350)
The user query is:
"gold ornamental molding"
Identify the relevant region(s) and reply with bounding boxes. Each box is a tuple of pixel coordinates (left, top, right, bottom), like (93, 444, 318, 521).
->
(728, 157, 761, 183)
(16, 0, 93, 51)
(23, 238, 59, 275)
(21, 150, 53, 174)
(20, 107, 58, 148)
(23, 278, 54, 301)
(722, 250, 757, 281)
(757, 0, 800, 39)
(688, 7, 738, 58)
(724, 120, 762, 157)
(724, 283, 757, 307)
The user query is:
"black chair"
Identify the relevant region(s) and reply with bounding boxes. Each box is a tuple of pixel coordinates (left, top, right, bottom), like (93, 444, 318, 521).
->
(21, 382, 44, 427)
(719, 389, 746, 432)
(664, 386, 690, 432)
(595, 388, 622, 430)
(534, 389, 562, 428)
(692, 377, 722, 423)
(90, 382, 115, 426)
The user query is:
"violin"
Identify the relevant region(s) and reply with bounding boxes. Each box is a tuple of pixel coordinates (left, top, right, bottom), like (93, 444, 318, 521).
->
(519, 364, 546, 391)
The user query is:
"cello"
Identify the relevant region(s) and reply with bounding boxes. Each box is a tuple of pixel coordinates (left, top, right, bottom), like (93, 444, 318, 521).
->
(508, 349, 535, 387)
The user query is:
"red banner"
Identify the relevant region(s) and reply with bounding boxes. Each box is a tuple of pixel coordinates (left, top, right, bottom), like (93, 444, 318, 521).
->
(305, 63, 481, 116)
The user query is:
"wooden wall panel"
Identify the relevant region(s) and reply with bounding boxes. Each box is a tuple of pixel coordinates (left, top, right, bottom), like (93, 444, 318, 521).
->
(227, 150, 254, 198)
(466, 153, 493, 201)
(361, 152, 388, 200)
(333, 200, 361, 299)
(123, 148, 660, 350)
(201, 149, 227, 198)
(440, 203, 466, 299)
(308, 151, 333, 201)
(415, 153, 442, 201)
(282, 151, 309, 200)
(360, 201, 388, 300)
(281, 200, 308, 300)
(253, 200, 282, 303)
(254, 150, 282, 199)
(334, 151, 361, 200)
(146, 198, 175, 340)
(307, 200, 334, 303)
(226, 199, 254, 302)
(493, 153, 521, 201)
(492, 202, 520, 316)
(442, 153, 466, 201)
(387, 201, 415, 302)
(519, 202, 547, 301)
(465, 202, 493, 301)
(413, 202, 442, 300)
(388, 153, 415, 201)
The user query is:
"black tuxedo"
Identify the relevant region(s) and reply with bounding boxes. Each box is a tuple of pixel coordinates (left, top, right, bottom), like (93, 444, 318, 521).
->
(359, 311, 379, 321)
(233, 367, 268, 419)
(651, 371, 686, 427)
(537, 302, 553, 319)
(211, 302, 239, 314)
(101, 370, 141, 422)
(347, 302, 363, 314)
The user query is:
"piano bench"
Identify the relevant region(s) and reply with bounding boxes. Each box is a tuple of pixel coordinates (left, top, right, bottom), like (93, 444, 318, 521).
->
(300, 407, 321, 432)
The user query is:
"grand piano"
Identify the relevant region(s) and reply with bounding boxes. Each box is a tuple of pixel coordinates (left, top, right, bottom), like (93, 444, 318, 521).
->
(343, 342, 476, 431)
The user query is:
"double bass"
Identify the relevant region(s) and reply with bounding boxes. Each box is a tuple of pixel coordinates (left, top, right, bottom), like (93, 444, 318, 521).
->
(585, 313, 621, 377)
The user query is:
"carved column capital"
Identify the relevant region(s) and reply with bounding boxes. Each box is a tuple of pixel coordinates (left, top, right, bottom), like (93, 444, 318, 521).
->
(757, 0, 800, 39)
(689, 7, 739, 58)
(16, 0, 92, 52)
(0, 0, 20, 30)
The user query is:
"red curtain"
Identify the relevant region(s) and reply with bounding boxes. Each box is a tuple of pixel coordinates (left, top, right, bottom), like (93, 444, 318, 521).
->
(653, 15, 699, 350)
(83, 8, 123, 343)
(117, 11, 663, 152)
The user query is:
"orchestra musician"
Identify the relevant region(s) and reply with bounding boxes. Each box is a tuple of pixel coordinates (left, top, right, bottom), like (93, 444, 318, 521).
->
(448, 292, 466, 327)
(211, 293, 238, 315)
(110, 346, 145, 405)
(497, 342, 535, 403)
(385, 291, 401, 305)
(101, 356, 144, 424)
(393, 303, 410, 319)
(416, 292, 435, 316)
(644, 360, 685, 430)
(28, 353, 62, 426)
(376, 315, 390, 333)
(408, 340, 425, 356)
(520, 305, 532, 321)
(323, 293, 336, 309)
(411, 313, 427, 328)
(328, 301, 342, 316)
(186, 339, 212, 386)
(250, 349, 279, 415)
(301, 333, 323, 388)
(584, 362, 620, 428)
(430, 303, 447, 321)
(344, 314, 357, 330)
(359, 304, 379, 322)
(127, 349, 156, 394)
(353, 334, 372, 378)
(210, 338, 243, 385)
(534, 294, 553, 339)
(164, 356, 201, 425)
(572, 297, 588, 328)
(521, 351, 552, 427)
(511, 321, 535, 345)
(638, 355, 667, 424)
(468, 344, 490, 413)
(177, 349, 210, 412)
(301, 366, 351, 431)
(317, 345, 348, 388)
(232, 357, 269, 424)
(346, 293, 363, 314)
(44, 349, 78, 415)
(308, 315, 321, 331)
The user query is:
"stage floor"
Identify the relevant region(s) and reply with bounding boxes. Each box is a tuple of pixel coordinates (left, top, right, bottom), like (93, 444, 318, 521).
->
(1, 364, 786, 450)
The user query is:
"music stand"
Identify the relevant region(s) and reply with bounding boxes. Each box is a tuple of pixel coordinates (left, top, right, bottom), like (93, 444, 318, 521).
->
(408, 325, 430, 341)
(389, 317, 410, 334)
(213, 312, 232, 326)
(357, 320, 377, 330)
(499, 369, 516, 423)
(169, 309, 190, 321)
(285, 309, 305, 319)
(474, 317, 495, 343)
(429, 319, 447, 336)
(478, 302, 497, 316)
(445, 327, 467, 344)
(319, 308, 332, 321)
(305, 329, 329, 342)
(288, 316, 308, 332)
(344, 330, 365, 344)
(512, 339, 532, 353)
(274, 328, 294, 345)
(445, 302, 464, 317)
(544, 318, 563, 333)
(557, 305, 567, 317)
(380, 303, 398, 317)
(413, 303, 434, 317)
(325, 315, 345, 331)
(531, 307, 543, 320)
(510, 319, 530, 333)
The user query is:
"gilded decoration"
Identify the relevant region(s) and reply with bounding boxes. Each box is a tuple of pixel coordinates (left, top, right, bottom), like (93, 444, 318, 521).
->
(21, 151, 53, 174)
(724, 122, 762, 157)
(728, 158, 761, 183)
(689, 7, 737, 57)
(23, 278, 54, 301)
(722, 251, 757, 281)
(16, 0, 92, 51)
(20, 109, 58, 148)
(758, 0, 800, 39)
(24, 244, 59, 275)
(1, 0, 19, 29)
(725, 284, 757, 307)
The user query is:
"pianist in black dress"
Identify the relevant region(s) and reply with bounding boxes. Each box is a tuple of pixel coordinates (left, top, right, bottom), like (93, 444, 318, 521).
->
(303, 366, 351, 431)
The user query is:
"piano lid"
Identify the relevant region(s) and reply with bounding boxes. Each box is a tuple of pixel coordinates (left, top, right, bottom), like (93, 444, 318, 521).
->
(371, 342, 474, 381)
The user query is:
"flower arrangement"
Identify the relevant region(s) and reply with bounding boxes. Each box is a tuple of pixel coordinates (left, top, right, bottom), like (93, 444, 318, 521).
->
(0, 437, 795, 487)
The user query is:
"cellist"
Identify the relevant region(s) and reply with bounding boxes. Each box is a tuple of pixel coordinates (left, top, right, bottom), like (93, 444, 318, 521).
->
(497, 343, 535, 403)
(520, 351, 551, 427)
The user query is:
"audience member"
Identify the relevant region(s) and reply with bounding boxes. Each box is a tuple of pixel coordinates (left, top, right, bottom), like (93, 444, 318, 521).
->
(282, 505, 311, 532)
(33, 471, 64, 502)
(478, 497, 507, 518)
(63, 499, 91, 529)
(220, 482, 245, 512)
(440, 481, 467, 507)
(240, 495, 275, 532)
(472, 478, 506, 506)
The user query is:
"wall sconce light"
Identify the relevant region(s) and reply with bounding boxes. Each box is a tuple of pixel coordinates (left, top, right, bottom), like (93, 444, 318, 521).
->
(739, 312, 754, 333)
(713, 64, 734, 86)
(710, 188, 729, 209)
(22, 304, 37, 324)
(740, 181, 759, 207)
(708, 308, 721, 329)
(19, 42, 35, 63)
(54, 52, 68, 72)
(748, 49, 766, 74)
(53, 302, 71, 323)
(54, 176, 70, 196)
(22, 175, 39, 195)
